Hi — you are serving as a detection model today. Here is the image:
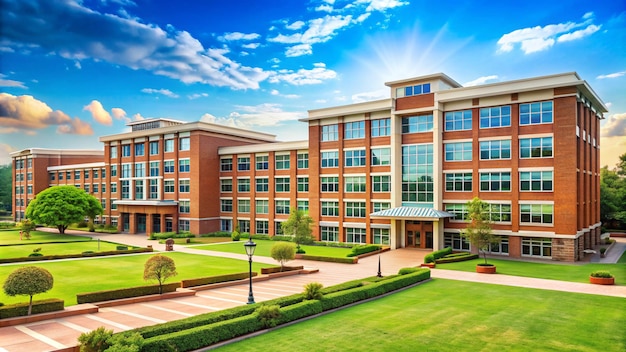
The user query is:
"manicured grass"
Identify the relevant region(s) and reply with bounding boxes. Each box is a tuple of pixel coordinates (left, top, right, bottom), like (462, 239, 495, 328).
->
(193, 239, 352, 258)
(0, 252, 272, 306)
(0, 241, 125, 259)
(618, 250, 626, 264)
(0, 230, 92, 245)
(436, 258, 626, 285)
(158, 237, 232, 245)
(215, 279, 626, 352)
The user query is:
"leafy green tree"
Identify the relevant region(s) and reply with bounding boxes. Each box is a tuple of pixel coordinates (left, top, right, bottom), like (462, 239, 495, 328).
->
(281, 208, 314, 251)
(143, 254, 177, 294)
(3, 266, 54, 315)
(20, 219, 37, 239)
(25, 185, 103, 234)
(460, 197, 500, 265)
(600, 153, 626, 228)
(0, 164, 11, 213)
(270, 242, 296, 270)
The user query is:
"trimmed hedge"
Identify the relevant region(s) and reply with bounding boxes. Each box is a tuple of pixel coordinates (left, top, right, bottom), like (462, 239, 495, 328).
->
(77, 282, 181, 304)
(0, 247, 152, 264)
(180, 272, 256, 288)
(398, 267, 421, 275)
(149, 232, 194, 240)
(424, 247, 453, 263)
(277, 300, 323, 325)
(435, 253, 479, 264)
(313, 241, 354, 248)
(261, 266, 303, 274)
(199, 231, 231, 238)
(347, 244, 382, 257)
(0, 299, 64, 319)
(297, 255, 357, 264)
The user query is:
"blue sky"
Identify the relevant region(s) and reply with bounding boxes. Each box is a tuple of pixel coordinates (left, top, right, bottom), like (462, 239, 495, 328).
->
(1, 0, 625, 167)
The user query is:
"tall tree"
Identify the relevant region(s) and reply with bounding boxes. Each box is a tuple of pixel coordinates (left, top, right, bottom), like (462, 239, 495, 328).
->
(460, 197, 500, 265)
(3, 266, 54, 315)
(281, 208, 314, 251)
(143, 254, 177, 294)
(26, 185, 103, 234)
(600, 153, 626, 228)
(0, 164, 12, 213)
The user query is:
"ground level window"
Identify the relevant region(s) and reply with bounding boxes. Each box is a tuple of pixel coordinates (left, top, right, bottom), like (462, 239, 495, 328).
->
(220, 219, 231, 232)
(443, 233, 470, 251)
(345, 228, 367, 244)
(256, 220, 269, 234)
(321, 226, 338, 242)
(489, 236, 509, 254)
(372, 228, 390, 245)
(238, 220, 250, 233)
(522, 237, 551, 258)
(178, 220, 190, 232)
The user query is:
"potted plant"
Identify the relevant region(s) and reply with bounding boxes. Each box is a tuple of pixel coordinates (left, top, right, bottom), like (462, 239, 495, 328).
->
(460, 197, 500, 274)
(589, 271, 615, 285)
(599, 247, 606, 258)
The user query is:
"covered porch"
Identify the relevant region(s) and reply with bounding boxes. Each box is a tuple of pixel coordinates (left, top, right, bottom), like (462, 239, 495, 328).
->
(115, 200, 179, 235)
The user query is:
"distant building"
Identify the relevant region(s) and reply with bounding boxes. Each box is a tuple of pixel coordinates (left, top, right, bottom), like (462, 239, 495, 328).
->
(11, 72, 607, 261)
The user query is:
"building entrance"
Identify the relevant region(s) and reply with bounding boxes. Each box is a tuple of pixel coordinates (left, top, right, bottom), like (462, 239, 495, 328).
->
(405, 221, 434, 249)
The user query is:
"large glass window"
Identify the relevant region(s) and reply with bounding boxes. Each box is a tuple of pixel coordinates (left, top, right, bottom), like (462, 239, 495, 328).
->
(220, 199, 233, 212)
(321, 201, 339, 216)
(237, 157, 250, 171)
(149, 161, 160, 177)
(520, 171, 553, 191)
(297, 153, 309, 169)
(256, 178, 269, 192)
(220, 179, 232, 192)
(275, 200, 290, 214)
(344, 176, 366, 192)
(372, 228, 390, 245)
(134, 163, 145, 177)
(445, 110, 472, 131)
(238, 178, 250, 192)
(298, 200, 309, 212)
(164, 180, 174, 193)
(179, 137, 190, 151)
(402, 144, 433, 205)
(297, 177, 309, 192)
(372, 175, 391, 192)
(256, 220, 269, 235)
(344, 121, 365, 139)
(321, 226, 339, 242)
(346, 228, 367, 244)
(255, 155, 269, 170)
(179, 159, 190, 173)
(402, 115, 433, 133)
(397, 83, 431, 97)
(321, 151, 339, 168)
(480, 172, 511, 191)
(344, 149, 366, 167)
(179, 200, 190, 213)
(520, 137, 553, 158)
(256, 200, 269, 214)
(121, 164, 131, 178)
(520, 101, 553, 125)
(221, 158, 233, 171)
(522, 237, 551, 258)
(179, 179, 190, 193)
(149, 141, 159, 155)
(110, 146, 118, 159)
(164, 160, 174, 173)
(445, 173, 472, 192)
(480, 140, 511, 160)
(121, 145, 131, 157)
(480, 106, 511, 128)
(238, 199, 250, 213)
(275, 177, 290, 192)
(371, 118, 391, 137)
(275, 154, 290, 170)
(445, 204, 468, 221)
(345, 202, 366, 218)
(488, 204, 512, 222)
(134, 180, 144, 199)
(134, 143, 144, 156)
(445, 142, 472, 161)
(164, 139, 174, 152)
(444, 233, 470, 251)
(321, 177, 339, 192)
(149, 179, 158, 199)
(121, 180, 130, 199)
(321, 124, 339, 141)
(372, 202, 391, 212)
(371, 148, 391, 166)
(238, 220, 250, 233)
(489, 236, 509, 254)
(520, 204, 553, 225)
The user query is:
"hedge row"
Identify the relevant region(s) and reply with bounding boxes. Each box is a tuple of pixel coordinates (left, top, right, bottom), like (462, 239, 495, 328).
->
(312, 241, 354, 248)
(297, 254, 357, 264)
(149, 232, 194, 240)
(0, 239, 91, 247)
(0, 299, 64, 319)
(199, 231, 231, 238)
(435, 253, 479, 264)
(347, 244, 382, 257)
(181, 272, 255, 288)
(424, 247, 453, 263)
(76, 282, 180, 304)
(0, 247, 152, 264)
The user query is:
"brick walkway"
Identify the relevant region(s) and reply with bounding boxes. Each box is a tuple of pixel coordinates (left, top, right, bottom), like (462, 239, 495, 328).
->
(1, 231, 624, 352)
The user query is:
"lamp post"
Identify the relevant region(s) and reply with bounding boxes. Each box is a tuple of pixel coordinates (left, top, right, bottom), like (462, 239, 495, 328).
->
(244, 234, 257, 304)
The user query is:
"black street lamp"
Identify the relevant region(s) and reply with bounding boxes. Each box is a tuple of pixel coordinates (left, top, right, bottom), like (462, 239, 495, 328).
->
(244, 234, 257, 304)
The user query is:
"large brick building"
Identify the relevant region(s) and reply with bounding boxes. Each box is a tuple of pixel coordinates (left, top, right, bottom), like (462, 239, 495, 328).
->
(11, 72, 607, 261)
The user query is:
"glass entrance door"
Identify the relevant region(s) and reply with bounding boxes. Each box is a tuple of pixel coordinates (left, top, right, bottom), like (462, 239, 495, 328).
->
(407, 231, 414, 246)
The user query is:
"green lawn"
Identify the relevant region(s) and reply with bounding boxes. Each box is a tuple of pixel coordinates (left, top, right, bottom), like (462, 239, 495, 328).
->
(436, 258, 626, 285)
(0, 230, 92, 245)
(193, 240, 352, 258)
(0, 252, 272, 306)
(0, 241, 126, 259)
(618, 250, 626, 264)
(215, 279, 626, 352)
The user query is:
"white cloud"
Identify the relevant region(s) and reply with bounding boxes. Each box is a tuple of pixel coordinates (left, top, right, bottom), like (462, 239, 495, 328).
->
(557, 24, 601, 42)
(352, 89, 389, 103)
(141, 88, 179, 98)
(242, 43, 260, 49)
(315, 4, 334, 12)
(0, 143, 17, 165)
(285, 44, 313, 57)
(221, 32, 261, 41)
(286, 21, 305, 30)
(269, 15, 354, 45)
(601, 112, 626, 138)
(464, 75, 499, 87)
(188, 93, 209, 100)
(0, 74, 27, 89)
(269, 89, 300, 99)
(200, 104, 305, 129)
(74, 61, 82, 69)
(111, 107, 127, 120)
(357, 0, 409, 12)
(132, 113, 144, 121)
(269, 63, 337, 85)
(83, 100, 112, 125)
(597, 71, 626, 79)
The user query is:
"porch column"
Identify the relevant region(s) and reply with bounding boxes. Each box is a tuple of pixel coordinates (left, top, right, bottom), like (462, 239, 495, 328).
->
(433, 220, 443, 250)
(146, 213, 154, 237)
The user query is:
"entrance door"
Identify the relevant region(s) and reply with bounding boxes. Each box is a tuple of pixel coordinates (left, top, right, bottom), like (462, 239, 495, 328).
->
(153, 214, 161, 233)
(407, 231, 414, 246)
(405, 221, 434, 249)
(137, 214, 146, 233)
(426, 232, 433, 248)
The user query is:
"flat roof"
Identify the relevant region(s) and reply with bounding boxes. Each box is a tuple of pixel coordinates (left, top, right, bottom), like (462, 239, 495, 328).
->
(10, 148, 104, 158)
(219, 140, 309, 155)
(385, 72, 462, 88)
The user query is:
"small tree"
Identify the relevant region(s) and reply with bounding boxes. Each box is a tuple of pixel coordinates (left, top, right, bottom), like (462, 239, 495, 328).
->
(460, 197, 500, 265)
(20, 219, 36, 240)
(143, 255, 177, 294)
(3, 266, 54, 315)
(270, 242, 296, 270)
(281, 208, 314, 252)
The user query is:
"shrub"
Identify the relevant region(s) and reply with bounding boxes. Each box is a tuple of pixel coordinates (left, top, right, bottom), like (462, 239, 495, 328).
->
(0, 298, 64, 319)
(590, 271, 614, 278)
(180, 272, 255, 288)
(424, 247, 453, 263)
(143, 255, 178, 294)
(256, 304, 281, 328)
(149, 232, 193, 240)
(116, 245, 129, 250)
(78, 326, 113, 352)
(600, 247, 607, 254)
(76, 282, 180, 304)
(296, 248, 306, 254)
(231, 230, 241, 241)
(77, 220, 89, 228)
(3, 266, 54, 315)
(296, 255, 357, 264)
(303, 282, 324, 300)
(251, 234, 271, 241)
(347, 244, 381, 257)
(435, 253, 479, 264)
(0, 247, 152, 264)
(398, 267, 420, 275)
(270, 242, 296, 269)
(199, 231, 231, 238)
(271, 235, 294, 242)
(28, 252, 44, 257)
(276, 300, 323, 325)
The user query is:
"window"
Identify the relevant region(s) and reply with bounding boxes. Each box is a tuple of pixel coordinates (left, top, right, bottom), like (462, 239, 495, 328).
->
(164, 180, 174, 193)
(444, 233, 470, 251)
(372, 228, 390, 245)
(297, 153, 309, 169)
(256, 220, 269, 235)
(275, 177, 290, 192)
(238, 220, 250, 233)
(344, 149, 366, 167)
(346, 228, 366, 244)
(110, 165, 117, 177)
(149, 161, 160, 177)
(372, 175, 391, 192)
(480, 140, 511, 160)
(101, 199, 106, 210)
(397, 83, 431, 97)
(220, 199, 233, 212)
(344, 121, 365, 139)
(520, 101, 553, 125)
(522, 237, 551, 258)
(345, 202, 366, 218)
(135, 180, 144, 199)
(74, 171, 80, 180)
(58, 172, 63, 180)
(49, 172, 56, 181)
(238, 199, 250, 213)
(480, 106, 511, 128)
(445, 110, 472, 131)
(93, 184, 98, 193)
(321, 124, 339, 141)
(275, 200, 290, 214)
(256, 178, 269, 192)
(66, 171, 71, 180)
(221, 158, 233, 171)
(111, 199, 117, 210)
(135, 143, 144, 156)
(93, 169, 98, 178)
(149, 141, 159, 155)
(101, 183, 106, 193)
(402, 115, 433, 133)
(164, 139, 174, 152)
(220, 179, 232, 192)
(520, 171, 553, 191)
(256, 199, 269, 214)
(179, 200, 190, 213)
(372, 202, 391, 212)
(489, 236, 509, 254)
(27, 185, 33, 194)
(321, 177, 339, 192)
(179, 220, 190, 232)
(121, 145, 131, 157)
(445, 203, 468, 221)
(445, 173, 472, 192)
(84, 170, 89, 179)
(179, 137, 190, 151)
(402, 144, 434, 205)
(371, 148, 391, 166)
(321, 201, 339, 216)
(237, 157, 250, 171)
(297, 200, 309, 212)
(255, 155, 269, 170)
(121, 164, 131, 178)
(164, 160, 174, 173)
(321, 151, 339, 168)
(179, 159, 190, 173)
(275, 222, 284, 235)
(238, 178, 251, 192)
(121, 180, 130, 199)
(110, 146, 118, 159)
(149, 179, 158, 199)
(220, 219, 232, 232)
(371, 118, 391, 137)
(111, 182, 117, 194)
(275, 154, 290, 169)
(520, 204, 553, 225)
(179, 179, 190, 193)
(488, 204, 512, 222)
(344, 176, 366, 192)
(520, 137, 553, 158)
(480, 172, 511, 191)
(321, 226, 338, 242)
(134, 163, 145, 177)
(297, 177, 309, 192)
(445, 142, 472, 161)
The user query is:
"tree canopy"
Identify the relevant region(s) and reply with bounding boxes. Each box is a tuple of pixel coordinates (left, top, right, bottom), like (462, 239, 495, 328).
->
(143, 254, 177, 294)
(25, 185, 103, 234)
(281, 208, 314, 251)
(460, 197, 500, 265)
(3, 266, 54, 315)
(600, 153, 626, 228)
(270, 242, 296, 270)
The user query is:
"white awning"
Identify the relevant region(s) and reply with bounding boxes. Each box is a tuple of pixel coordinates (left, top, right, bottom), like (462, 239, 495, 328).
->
(370, 207, 454, 220)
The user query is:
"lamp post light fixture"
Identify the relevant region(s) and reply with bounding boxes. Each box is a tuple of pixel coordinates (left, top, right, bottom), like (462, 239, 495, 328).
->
(244, 234, 257, 304)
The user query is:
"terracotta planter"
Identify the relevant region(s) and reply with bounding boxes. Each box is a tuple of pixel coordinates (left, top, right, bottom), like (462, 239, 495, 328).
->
(476, 264, 496, 274)
(420, 263, 436, 268)
(589, 276, 614, 285)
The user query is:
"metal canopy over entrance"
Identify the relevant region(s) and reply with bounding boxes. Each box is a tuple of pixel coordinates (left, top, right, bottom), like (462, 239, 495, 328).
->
(370, 206, 454, 220)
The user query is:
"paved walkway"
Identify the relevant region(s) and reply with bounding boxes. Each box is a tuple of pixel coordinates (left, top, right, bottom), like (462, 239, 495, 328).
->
(1, 230, 625, 352)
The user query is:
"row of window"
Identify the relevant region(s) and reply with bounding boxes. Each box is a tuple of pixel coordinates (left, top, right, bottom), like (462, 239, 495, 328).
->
(49, 168, 106, 181)
(14, 159, 32, 169)
(445, 171, 553, 192)
(445, 137, 553, 161)
(110, 137, 190, 159)
(221, 153, 309, 172)
(444, 101, 554, 131)
(444, 234, 552, 258)
(445, 203, 554, 225)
